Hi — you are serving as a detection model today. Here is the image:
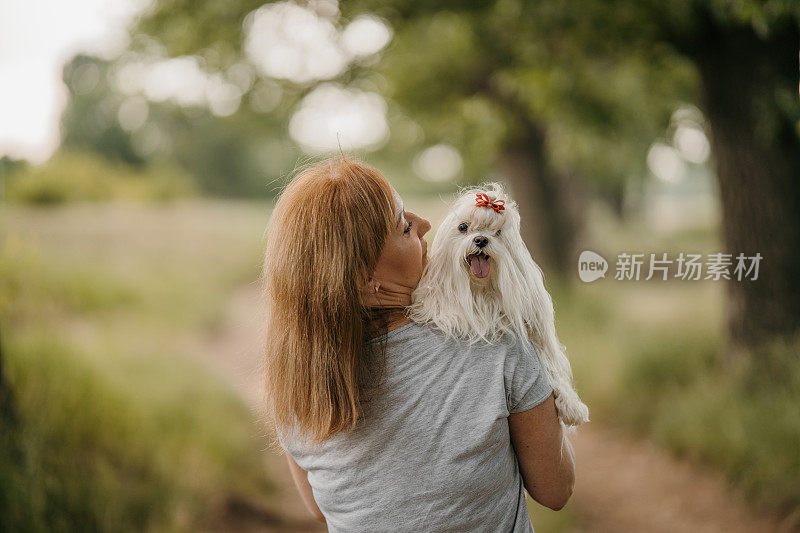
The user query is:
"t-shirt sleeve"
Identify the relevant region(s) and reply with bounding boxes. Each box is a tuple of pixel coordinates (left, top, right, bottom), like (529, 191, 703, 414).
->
(275, 426, 288, 449)
(273, 416, 299, 455)
(504, 337, 553, 414)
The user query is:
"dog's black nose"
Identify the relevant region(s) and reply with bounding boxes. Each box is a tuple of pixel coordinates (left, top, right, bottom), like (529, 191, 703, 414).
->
(474, 236, 488, 248)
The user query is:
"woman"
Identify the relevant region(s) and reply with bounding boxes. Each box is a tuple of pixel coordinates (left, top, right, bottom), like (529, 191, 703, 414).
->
(262, 155, 575, 532)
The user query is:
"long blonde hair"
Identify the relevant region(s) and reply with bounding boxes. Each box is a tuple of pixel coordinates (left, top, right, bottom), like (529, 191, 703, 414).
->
(262, 155, 396, 447)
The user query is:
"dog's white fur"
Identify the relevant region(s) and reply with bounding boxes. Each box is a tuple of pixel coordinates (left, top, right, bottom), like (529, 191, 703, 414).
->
(408, 183, 589, 428)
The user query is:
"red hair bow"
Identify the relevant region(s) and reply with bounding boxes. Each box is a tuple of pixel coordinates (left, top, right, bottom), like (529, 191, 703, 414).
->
(475, 193, 505, 213)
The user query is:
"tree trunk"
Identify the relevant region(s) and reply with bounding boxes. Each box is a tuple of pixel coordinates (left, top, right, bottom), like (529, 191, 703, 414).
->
(495, 121, 586, 278)
(693, 15, 800, 360)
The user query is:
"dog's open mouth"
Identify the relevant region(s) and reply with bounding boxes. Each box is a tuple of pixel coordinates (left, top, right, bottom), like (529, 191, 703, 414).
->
(466, 251, 491, 279)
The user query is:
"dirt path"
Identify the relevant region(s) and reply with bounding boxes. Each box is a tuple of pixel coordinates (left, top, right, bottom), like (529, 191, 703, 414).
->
(202, 285, 793, 532)
(569, 424, 794, 532)
(196, 284, 325, 533)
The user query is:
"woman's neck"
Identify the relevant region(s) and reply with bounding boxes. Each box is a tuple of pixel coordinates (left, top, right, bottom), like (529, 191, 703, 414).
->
(366, 307, 411, 338)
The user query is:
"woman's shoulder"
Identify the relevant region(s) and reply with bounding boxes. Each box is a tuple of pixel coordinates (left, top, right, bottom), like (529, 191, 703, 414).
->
(369, 320, 424, 344)
(371, 320, 452, 349)
(401, 321, 533, 356)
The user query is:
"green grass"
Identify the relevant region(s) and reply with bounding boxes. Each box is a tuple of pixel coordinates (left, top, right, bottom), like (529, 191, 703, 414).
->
(619, 332, 800, 515)
(550, 201, 800, 519)
(3, 195, 796, 530)
(0, 201, 275, 532)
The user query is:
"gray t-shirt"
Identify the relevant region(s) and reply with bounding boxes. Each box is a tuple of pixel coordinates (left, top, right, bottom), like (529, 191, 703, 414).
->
(276, 321, 553, 532)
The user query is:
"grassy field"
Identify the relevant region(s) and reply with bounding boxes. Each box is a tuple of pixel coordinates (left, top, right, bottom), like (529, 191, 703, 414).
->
(552, 204, 800, 520)
(1, 197, 797, 531)
(0, 200, 275, 531)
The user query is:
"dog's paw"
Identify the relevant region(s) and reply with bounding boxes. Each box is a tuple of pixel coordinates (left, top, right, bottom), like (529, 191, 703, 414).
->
(554, 391, 590, 428)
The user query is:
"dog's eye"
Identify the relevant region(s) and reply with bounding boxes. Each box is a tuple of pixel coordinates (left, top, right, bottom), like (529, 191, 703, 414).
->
(495, 229, 501, 236)
(458, 223, 468, 233)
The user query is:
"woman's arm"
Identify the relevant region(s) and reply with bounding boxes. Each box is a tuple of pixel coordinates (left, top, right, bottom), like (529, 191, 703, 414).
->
(508, 392, 576, 510)
(284, 453, 327, 523)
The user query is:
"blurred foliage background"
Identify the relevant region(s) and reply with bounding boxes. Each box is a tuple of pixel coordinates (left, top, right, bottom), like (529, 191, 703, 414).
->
(1, 0, 798, 531)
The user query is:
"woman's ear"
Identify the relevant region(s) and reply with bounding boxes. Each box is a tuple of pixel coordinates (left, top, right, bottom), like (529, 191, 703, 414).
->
(360, 275, 380, 296)
(367, 278, 381, 294)
(360, 276, 383, 308)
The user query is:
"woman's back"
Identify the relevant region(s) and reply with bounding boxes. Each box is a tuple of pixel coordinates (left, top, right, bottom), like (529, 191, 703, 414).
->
(277, 321, 553, 532)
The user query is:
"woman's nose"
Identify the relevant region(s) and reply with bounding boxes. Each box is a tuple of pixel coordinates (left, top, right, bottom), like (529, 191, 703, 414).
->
(418, 217, 431, 237)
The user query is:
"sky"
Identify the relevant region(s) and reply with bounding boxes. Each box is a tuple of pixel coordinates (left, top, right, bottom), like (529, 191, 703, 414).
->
(0, 0, 406, 166)
(0, 0, 147, 163)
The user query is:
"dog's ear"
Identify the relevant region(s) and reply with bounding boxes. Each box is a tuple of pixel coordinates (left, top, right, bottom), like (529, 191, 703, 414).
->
(495, 221, 551, 342)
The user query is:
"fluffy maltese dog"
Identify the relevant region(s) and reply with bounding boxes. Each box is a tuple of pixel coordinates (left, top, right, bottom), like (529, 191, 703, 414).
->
(409, 183, 589, 428)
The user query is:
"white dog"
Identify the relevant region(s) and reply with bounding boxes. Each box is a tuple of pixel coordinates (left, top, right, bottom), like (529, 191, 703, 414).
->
(408, 183, 589, 428)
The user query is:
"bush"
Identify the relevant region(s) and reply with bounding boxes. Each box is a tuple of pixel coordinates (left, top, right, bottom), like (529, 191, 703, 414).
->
(620, 331, 800, 516)
(0, 231, 274, 532)
(4, 150, 196, 205)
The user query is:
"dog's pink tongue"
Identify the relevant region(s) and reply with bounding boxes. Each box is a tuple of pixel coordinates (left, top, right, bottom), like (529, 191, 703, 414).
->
(470, 255, 490, 278)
